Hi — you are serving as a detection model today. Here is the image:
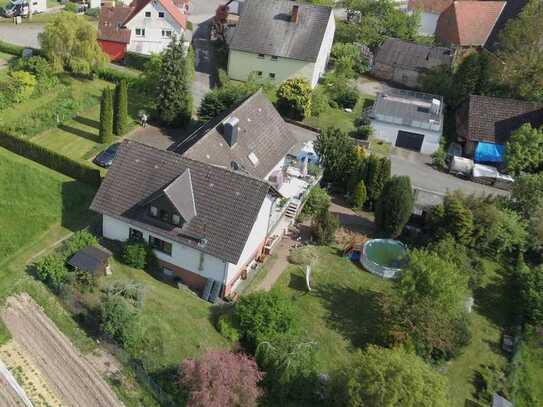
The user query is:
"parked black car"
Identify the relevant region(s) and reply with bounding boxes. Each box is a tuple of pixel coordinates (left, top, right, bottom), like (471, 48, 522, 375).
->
(93, 143, 119, 168)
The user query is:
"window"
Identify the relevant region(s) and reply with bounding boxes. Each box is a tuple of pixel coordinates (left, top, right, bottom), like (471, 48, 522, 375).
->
(149, 206, 158, 217)
(172, 213, 182, 226)
(271, 55, 278, 61)
(161, 30, 172, 38)
(198, 252, 204, 271)
(144, 11, 151, 17)
(149, 235, 172, 255)
(257, 54, 265, 59)
(129, 228, 143, 241)
(256, 71, 263, 77)
(417, 106, 430, 113)
(160, 209, 170, 223)
(269, 73, 276, 79)
(135, 28, 145, 37)
(158, 11, 164, 17)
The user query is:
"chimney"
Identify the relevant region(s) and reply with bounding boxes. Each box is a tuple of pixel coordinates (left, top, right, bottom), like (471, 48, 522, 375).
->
(291, 5, 299, 23)
(223, 116, 239, 147)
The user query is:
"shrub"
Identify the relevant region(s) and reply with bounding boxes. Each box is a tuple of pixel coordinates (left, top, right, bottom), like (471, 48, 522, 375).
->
(121, 241, 148, 269)
(310, 86, 330, 117)
(303, 186, 331, 216)
(63, 230, 98, 258)
(104, 281, 145, 309)
(64, 2, 78, 13)
(351, 180, 367, 209)
(217, 313, 240, 343)
(124, 51, 150, 71)
(7, 71, 37, 103)
(0, 40, 25, 56)
(288, 246, 318, 266)
(11, 56, 56, 87)
(375, 176, 413, 238)
(85, 7, 100, 18)
(276, 78, 312, 120)
(0, 129, 102, 186)
(311, 207, 339, 245)
(332, 86, 358, 109)
(234, 290, 298, 352)
(97, 66, 139, 84)
(100, 294, 142, 350)
(431, 146, 447, 169)
(34, 254, 68, 291)
(179, 350, 264, 407)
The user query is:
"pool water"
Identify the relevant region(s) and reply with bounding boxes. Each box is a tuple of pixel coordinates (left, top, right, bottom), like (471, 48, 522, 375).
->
(366, 240, 407, 267)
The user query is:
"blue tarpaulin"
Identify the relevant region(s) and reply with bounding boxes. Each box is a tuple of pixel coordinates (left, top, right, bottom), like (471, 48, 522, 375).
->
(475, 142, 504, 163)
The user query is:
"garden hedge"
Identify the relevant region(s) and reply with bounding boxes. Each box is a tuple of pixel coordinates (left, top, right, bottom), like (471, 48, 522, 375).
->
(0, 130, 102, 187)
(97, 67, 139, 84)
(0, 40, 42, 57)
(124, 52, 150, 71)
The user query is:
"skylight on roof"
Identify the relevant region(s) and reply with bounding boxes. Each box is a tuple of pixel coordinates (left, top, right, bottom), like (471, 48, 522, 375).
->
(248, 152, 259, 166)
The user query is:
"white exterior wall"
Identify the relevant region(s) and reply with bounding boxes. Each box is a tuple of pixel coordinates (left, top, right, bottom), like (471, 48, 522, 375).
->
(102, 215, 228, 283)
(30, 0, 46, 13)
(311, 11, 335, 87)
(418, 11, 440, 36)
(226, 195, 274, 288)
(265, 156, 287, 180)
(370, 120, 442, 155)
(126, 2, 184, 55)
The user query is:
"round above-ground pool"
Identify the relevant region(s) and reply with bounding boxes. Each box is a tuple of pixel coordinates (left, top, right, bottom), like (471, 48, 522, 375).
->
(361, 239, 408, 279)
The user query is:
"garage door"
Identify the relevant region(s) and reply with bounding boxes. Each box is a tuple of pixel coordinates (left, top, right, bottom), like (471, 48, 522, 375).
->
(395, 131, 424, 152)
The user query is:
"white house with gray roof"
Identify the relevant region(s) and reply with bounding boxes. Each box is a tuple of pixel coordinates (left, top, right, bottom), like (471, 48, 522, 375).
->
(227, 0, 335, 88)
(368, 89, 444, 155)
(91, 92, 318, 301)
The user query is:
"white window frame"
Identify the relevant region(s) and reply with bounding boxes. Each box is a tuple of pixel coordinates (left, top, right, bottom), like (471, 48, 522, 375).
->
(158, 11, 165, 18)
(161, 30, 172, 38)
(135, 28, 146, 37)
(144, 11, 151, 17)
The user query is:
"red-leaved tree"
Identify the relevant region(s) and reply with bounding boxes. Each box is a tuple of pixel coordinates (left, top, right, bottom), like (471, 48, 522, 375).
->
(179, 350, 264, 407)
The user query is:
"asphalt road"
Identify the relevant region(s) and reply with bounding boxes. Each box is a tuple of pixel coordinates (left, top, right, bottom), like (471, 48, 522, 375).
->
(0, 22, 42, 48)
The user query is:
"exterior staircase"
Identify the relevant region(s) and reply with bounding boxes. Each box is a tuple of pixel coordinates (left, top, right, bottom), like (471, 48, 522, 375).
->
(285, 201, 299, 218)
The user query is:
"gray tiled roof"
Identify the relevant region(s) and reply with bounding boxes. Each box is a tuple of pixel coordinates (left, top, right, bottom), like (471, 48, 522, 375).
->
(174, 90, 297, 179)
(374, 38, 454, 72)
(90, 140, 271, 264)
(229, 0, 332, 62)
(458, 95, 543, 144)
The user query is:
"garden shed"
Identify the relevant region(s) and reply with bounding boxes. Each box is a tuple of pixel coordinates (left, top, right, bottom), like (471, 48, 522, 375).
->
(68, 246, 113, 276)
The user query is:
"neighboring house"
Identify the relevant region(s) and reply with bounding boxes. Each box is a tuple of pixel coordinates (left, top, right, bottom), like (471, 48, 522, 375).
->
(98, 0, 188, 61)
(372, 38, 454, 88)
(436, 1, 506, 47)
(227, 0, 335, 88)
(456, 94, 543, 163)
(92, 92, 319, 299)
(368, 89, 445, 154)
(407, 0, 453, 36)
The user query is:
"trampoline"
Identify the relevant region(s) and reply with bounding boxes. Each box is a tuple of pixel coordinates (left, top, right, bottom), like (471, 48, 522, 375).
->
(361, 239, 407, 279)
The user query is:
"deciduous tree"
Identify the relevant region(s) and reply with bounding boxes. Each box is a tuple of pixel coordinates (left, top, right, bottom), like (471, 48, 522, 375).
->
(340, 345, 449, 407)
(179, 350, 264, 407)
(505, 123, 543, 175)
(39, 12, 106, 75)
(312, 207, 340, 244)
(276, 78, 312, 120)
(314, 127, 357, 188)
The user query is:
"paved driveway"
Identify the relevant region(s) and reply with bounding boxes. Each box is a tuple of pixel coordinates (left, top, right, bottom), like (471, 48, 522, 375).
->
(390, 148, 507, 197)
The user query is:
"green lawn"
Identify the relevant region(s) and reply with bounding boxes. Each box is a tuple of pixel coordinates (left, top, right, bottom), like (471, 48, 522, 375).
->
(272, 246, 511, 406)
(274, 246, 391, 372)
(107, 261, 230, 369)
(0, 75, 110, 136)
(0, 146, 95, 264)
(304, 96, 374, 134)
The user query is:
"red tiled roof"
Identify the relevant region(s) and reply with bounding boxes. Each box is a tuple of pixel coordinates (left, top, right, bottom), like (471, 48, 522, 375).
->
(124, 0, 187, 29)
(408, 0, 454, 14)
(98, 6, 132, 44)
(436, 1, 506, 46)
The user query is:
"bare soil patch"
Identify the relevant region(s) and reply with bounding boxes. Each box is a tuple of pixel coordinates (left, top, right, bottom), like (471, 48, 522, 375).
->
(1, 293, 124, 407)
